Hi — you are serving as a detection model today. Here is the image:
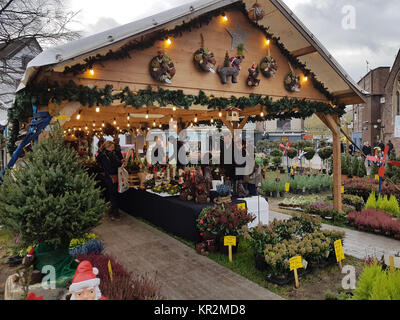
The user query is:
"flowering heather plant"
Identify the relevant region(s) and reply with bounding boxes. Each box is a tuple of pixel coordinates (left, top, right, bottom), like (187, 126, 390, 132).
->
(76, 253, 164, 300)
(346, 210, 400, 238)
(343, 178, 400, 201)
(305, 201, 354, 222)
(197, 204, 255, 237)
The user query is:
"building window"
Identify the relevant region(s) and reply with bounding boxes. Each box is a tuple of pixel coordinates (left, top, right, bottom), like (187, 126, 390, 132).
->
(21, 55, 33, 69)
(277, 119, 291, 132)
(397, 91, 400, 115)
(125, 134, 133, 145)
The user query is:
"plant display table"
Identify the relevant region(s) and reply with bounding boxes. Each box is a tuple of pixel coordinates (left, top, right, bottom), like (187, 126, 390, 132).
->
(119, 188, 246, 243)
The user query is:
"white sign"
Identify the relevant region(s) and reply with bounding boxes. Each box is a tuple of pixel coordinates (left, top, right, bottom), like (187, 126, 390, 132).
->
(395, 116, 400, 138)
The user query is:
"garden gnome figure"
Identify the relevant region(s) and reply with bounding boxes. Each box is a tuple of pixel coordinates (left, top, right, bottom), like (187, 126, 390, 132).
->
(69, 261, 108, 300)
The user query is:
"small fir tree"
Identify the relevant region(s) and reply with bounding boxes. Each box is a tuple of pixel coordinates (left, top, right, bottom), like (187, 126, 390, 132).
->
(351, 157, 359, 177)
(357, 158, 367, 178)
(0, 122, 107, 248)
(223, 51, 230, 67)
(365, 191, 377, 210)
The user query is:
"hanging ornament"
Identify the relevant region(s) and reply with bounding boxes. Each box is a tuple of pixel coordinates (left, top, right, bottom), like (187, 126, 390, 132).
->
(248, 2, 264, 21)
(193, 33, 216, 73)
(247, 62, 260, 87)
(217, 46, 245, 84)
(149, 49, 176, 84)
(284, 63, 301, 92)
(260, 56, 278, 78)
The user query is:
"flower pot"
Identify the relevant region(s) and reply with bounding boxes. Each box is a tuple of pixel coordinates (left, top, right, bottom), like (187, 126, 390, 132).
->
(279, 191, 285, 197)
(218, 236, 239, 255)
(254, 254, 269, 271)
(271, 191, 278, 198)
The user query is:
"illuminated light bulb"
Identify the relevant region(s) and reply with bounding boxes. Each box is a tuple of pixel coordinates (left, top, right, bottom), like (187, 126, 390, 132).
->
(153, 121, 156, 127)
(63, 130, 66, 134)
(79, 127, 81, 131)
(211, 117, 214, 124)
(68, 128, 71, 132)
(170, 116, 173, 122)
(101, 121, 104, 127)
(260, 112, 264, 117)
(73, 127, 76, 131)
(174, 124, 177, 129)
(96, 106, 100, 113)
(145, 111, 149, 119)
(136, 129, 139, 133)
(76, 110, 81, 120)
(166, 38, 172, 45)
(222, 15, 228, 22)
(303, 76, 308, 82)
(173, 106, 176, 111)
(93, 122, 95, 127)
(194, 114, 198, 123)
(89, 69, 94, 76)
(127, 115, 130, 121)
(113, 118, 117, 125)
(127, 123, 130, 127)
(159, 124, 162, 128)
(266, 39, 270, 45)
(218, 111, 222, 117)
(147, 127, 150, 131)
(117, 126, 120, 130)
(85, 125, 88, 130)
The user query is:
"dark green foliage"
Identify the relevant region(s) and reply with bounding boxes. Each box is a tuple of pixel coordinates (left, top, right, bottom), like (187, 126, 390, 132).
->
(386, 149, 400, 183)
(270, 149, 283, 157)
(223, 51, 230, 67)
(303, 147, 316, 160)
(317, 147, 333, 161)
(0, 123, 106, 248)
(272, 156, 282, 167)
(287, 148, 298, 159)
(351, 157, 359, 177)
(357, 158, 367, 178)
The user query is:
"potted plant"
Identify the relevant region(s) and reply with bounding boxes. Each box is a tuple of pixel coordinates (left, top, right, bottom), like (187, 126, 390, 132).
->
(196, 204, 255, 255)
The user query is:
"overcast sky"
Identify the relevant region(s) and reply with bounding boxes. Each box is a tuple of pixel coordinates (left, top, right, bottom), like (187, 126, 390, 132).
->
(67, 0, 400, 83)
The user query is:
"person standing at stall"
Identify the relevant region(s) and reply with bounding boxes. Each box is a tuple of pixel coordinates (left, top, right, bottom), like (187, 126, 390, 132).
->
(97, 141, 127, 221)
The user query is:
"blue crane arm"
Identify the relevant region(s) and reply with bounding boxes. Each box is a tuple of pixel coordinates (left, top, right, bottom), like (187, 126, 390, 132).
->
(0, 111, 51, 178)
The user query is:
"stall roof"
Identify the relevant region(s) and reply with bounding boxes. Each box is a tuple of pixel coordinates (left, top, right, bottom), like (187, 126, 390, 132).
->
(17, 0, 367, 104)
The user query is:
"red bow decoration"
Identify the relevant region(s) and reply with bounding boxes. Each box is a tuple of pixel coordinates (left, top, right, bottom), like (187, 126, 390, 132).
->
(25, 293, 44, 300)
(366, 145, 400, 177)
(280, 142, 294, 156)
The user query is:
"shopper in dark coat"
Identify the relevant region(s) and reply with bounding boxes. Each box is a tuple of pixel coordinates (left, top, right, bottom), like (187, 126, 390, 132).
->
(96, 141, 126, 220)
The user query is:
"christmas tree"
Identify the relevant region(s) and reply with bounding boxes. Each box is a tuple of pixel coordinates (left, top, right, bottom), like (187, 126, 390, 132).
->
(0, 122, 106, 248)
(223, 51, 230, 67)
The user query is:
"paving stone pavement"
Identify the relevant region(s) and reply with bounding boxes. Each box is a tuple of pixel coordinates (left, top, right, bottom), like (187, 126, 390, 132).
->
(269, 210, 400, 260)
(94, 212, 283, 300)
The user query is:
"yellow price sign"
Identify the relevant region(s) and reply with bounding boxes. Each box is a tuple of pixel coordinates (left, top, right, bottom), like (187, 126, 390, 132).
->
(334, 239, 345, 262)
(237, 203, 246, 210)
(224, 236, 237, 247)
(56, 115, 70, 121)
(289, 255, 303, 271)
(375, 175, 379, 181)
(341, 186, 344, 194)
(293, 165, 297, 169)
(285, 183, 290, 192)
(108, 260, 113, 282)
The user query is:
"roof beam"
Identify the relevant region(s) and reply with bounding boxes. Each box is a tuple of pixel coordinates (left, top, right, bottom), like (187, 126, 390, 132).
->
(290, 46, 317, 58)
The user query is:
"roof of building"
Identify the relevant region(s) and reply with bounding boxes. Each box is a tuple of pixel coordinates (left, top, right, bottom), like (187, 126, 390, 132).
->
(0, 38, 41, 59)
(17, 0, 367, 104)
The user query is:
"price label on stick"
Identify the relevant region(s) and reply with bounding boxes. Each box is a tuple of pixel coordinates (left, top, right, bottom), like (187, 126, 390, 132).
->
(237, 203, 246, 210)
(341, 186, 344, 194)
(289, 255, 303, 271)
(375, 174, 379, 181)
(224, 236, 237, 247)
(334, 239, 345, 262)
(285, 183, 290, 192)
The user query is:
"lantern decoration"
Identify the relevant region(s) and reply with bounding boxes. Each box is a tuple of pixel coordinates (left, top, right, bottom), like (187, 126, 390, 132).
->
(248, 2, 264, 21)
(193, 34, 216, 73)
(149, 49, 176, 84)
(226, 107, 241, 122)
(260, 55, 278, 78)
(247, 62, 260, 87)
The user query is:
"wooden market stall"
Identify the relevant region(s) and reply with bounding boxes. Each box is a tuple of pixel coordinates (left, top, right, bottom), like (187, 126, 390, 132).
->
(13, 0, 366, 216)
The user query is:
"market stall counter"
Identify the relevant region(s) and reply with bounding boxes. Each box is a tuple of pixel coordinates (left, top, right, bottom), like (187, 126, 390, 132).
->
(119, 188, 246, 243)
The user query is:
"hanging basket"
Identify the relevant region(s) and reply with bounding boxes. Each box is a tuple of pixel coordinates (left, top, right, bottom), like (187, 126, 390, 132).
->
(260, 56, 278, 78)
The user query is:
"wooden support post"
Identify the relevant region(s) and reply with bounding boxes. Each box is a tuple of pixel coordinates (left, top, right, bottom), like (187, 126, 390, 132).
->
(294, 269, 299, 289)
(317, 113, 342, 213)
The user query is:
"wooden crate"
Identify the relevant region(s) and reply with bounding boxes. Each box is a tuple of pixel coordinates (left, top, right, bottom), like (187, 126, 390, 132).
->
(128, 173, 140, 188)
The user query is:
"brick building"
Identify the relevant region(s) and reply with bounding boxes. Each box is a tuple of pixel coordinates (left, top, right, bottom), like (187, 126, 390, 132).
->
(382, 50, 400, 152)
(352, 67, 390, 148)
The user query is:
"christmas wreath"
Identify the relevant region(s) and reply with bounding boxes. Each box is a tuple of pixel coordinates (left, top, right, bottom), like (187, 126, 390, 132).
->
(260, 56, 278, 78)
(284, 71, 301, 92)
(193, 47, 216, 73)
(149, 50, 176, 84)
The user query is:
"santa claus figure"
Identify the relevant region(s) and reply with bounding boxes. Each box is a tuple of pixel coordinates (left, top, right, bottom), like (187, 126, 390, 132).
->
(69, 260, 108, 300)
